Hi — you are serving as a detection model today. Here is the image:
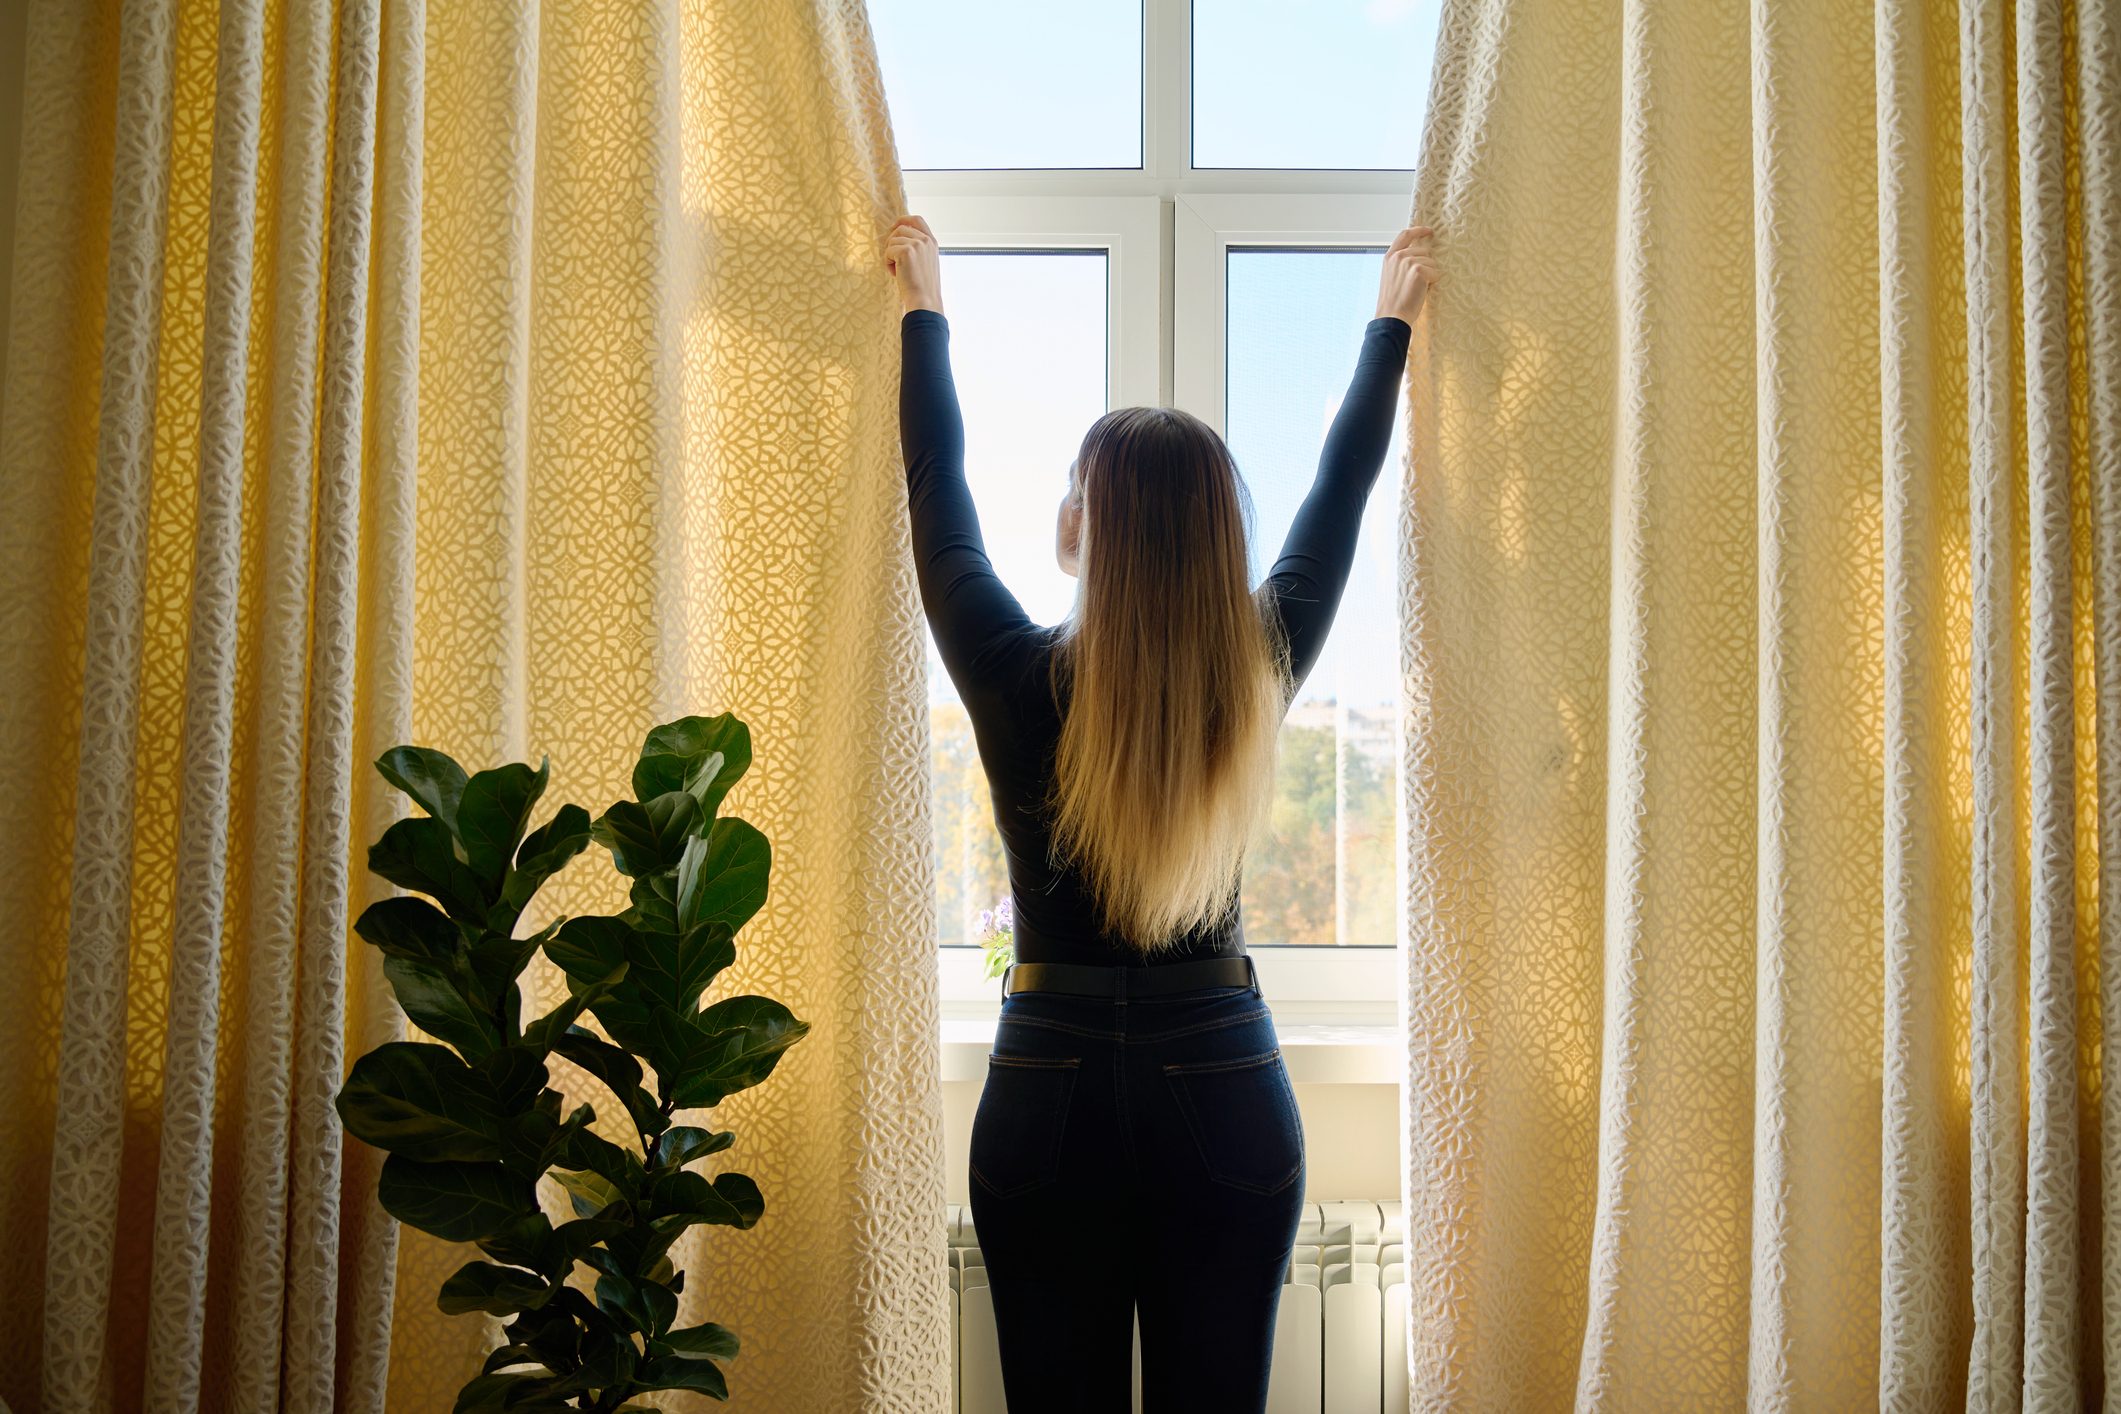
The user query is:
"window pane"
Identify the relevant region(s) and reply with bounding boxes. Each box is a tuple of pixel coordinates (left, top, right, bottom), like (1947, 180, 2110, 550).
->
(930, 251, 1108, 945)
(871, 0, 1142, 169)
(1226, 249, 1402, 945)
(1192, 0, 1440, 170)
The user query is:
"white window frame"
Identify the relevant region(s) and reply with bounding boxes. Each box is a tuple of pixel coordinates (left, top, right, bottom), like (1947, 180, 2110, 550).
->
(905, 0, 1412, 1018)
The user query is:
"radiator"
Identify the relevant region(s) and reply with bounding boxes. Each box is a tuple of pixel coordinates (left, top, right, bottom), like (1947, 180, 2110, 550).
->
(946, 1199, 1410, 1413)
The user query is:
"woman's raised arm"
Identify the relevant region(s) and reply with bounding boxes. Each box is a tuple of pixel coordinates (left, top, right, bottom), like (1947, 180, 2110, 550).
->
(890, 218, 1036, 693)
(1258, 225, 1438, 692)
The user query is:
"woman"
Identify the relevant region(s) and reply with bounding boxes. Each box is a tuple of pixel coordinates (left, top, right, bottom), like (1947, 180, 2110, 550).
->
(887, 213, 1437, 1412)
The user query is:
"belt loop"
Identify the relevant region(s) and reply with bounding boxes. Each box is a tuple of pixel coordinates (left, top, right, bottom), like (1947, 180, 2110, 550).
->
(1244, 956, 1260, 996)
(1115, 966, 1128, 1006)
(999, 963, 1017, 999)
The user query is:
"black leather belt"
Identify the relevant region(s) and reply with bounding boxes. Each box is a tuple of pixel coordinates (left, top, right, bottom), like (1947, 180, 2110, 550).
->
(1000, 955, 1257, 999)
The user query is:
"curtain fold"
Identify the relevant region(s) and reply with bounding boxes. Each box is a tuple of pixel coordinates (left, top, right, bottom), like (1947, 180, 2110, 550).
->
(0, 1, 945, 1409)
(1402, 0, 2118, 1405)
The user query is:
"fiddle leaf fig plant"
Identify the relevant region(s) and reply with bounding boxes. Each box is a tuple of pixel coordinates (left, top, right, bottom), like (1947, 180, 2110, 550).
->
(337, 713, 809, 1411)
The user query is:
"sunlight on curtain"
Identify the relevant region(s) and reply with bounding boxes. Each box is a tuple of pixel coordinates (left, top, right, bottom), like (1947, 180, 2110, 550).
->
(0, 1, 944, 1410)
(389, 1, 947, 1407)
(1400, 0, 2118, 1404)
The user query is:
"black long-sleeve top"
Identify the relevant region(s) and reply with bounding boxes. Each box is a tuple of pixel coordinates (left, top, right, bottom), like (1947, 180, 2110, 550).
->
(901, 307, 1412, 965)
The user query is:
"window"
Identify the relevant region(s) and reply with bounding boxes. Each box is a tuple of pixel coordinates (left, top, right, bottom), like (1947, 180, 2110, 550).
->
(1191, 0, 1440, 170)
(869, 0, 1144, 169)
(870, 0, 1437, 1005)
(1226, 249, 1403, 950)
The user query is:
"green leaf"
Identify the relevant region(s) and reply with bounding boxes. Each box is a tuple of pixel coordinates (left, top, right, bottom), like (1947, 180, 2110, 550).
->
(629, 919, 736, 1021)
(552, 913, 735, 1064)
(678, 819, 771, 938)
(638, 1277, 679, 1336)
(633, 714, 751, 820)
(656, 1125, 733, 1170)
(649, 1169, 764, 1231)
(438, 1260, 551, 1316)
(382, 955, 503, 1059)
(502, 1096, 597, 1178)
(556, 1215, 628, 1261)
(479, 1343, 544, 1375)
(575, 1324, 640, 1391)
(475, 1046, 549, 1111)
(336, 1042, 504, 1163)
(377, 746, 469, 833)
(521, 966, 624, 1054)
(551, 1029, 666, 1137)
(479, 1212, 561, 1277)
(667, 996, 810, 1109)
(458, 758, 551, 884)
(369, 816, 486, 922)
(512, 1296, 593, 1374)
(550, 1167, 623, 1221)
(378, 1155, 534, 1242)
(462, 921, 555, 1016)
(636, 1354, 730, 1399)
(352, 896, 461, 966)
(556, 1125, 646, 1198)
(656, 1322, 739, 1361)
(547, 916, 632, 992)
(593, 1271, 657, 1334)
(591, 791, 701, 878)
(449, 1371, 576, 1413)
(504, 803, 592, 914)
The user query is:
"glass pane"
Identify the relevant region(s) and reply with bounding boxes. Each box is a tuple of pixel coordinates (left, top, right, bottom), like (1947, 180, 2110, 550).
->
(1225, 249, 1402, 945)
(871, 0, 1143, 169)
(1192, 0, 1440, 170)
(929, 251, 1108, 945)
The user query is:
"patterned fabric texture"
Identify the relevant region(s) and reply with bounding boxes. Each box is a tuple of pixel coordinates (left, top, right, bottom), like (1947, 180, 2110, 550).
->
(1399, 0, 2119, 1406)
(0, 1, 948, 1411)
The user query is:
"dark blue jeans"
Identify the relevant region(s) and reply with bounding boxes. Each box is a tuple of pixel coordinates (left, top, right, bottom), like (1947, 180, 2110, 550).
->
(968, 981, 1306, 1412)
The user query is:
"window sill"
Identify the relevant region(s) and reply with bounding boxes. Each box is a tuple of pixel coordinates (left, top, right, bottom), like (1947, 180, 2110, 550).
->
(938, 1015, 1400, 1085)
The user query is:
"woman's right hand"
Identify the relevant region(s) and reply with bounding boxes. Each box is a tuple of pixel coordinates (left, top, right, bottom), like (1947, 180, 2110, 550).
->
(885, 215, 945, 316)
(1375, 225, 1440, 324)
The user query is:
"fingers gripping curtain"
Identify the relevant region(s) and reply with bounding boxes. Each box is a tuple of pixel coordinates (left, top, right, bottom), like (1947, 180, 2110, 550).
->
(1401, 0, 2119, 1405)
(0, 1, 945, 1410)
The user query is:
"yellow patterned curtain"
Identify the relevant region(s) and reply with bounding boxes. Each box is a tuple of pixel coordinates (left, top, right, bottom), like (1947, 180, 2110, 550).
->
(0, 1, 946, 1410)
(1400, 0, 2119, 1404)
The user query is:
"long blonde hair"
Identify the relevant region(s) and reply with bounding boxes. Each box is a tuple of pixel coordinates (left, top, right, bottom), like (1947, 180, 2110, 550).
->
(1047, 406, 1288, 951)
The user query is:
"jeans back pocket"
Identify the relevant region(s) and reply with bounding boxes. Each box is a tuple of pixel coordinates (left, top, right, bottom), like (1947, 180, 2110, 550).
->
(1164, 1049, 1304, 1196)
(970, 1054, 1081, 1198)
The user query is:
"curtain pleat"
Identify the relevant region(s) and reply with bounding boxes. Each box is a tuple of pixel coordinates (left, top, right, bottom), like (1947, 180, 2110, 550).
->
(2086, 0, 2121, 1398)
(1876, 0, 1977, 1400)
(1, 0, 943, 1410)
(138, 0, 266, 1401)
(41, 0, 186, 1402)
(1405, 0, 2119, 1404)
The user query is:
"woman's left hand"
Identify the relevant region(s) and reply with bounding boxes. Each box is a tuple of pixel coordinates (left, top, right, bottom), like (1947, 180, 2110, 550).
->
(886, 215, 944, 315)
